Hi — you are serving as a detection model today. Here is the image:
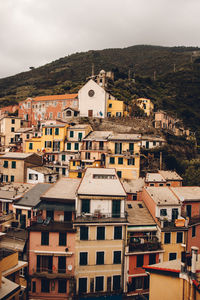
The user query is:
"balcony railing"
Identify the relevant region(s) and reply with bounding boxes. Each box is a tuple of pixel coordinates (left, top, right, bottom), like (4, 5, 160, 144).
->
(81, 145, 109, 151)
(33, 267, 73, 278)
(128, 241, 162, 252)
(75, 212, 127, 221)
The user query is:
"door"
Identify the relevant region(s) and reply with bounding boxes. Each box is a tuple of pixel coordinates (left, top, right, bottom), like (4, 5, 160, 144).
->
(78, 132, 83, 141)
(186, 205, 191, 218)
(112, 200, 121, 218)
(20, 214, 26, 229)
(88, 110, 93, 117)
(172, 208, 179, 220)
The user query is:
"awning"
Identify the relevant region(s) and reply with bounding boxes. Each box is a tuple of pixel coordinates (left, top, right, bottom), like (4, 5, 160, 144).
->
(37, 202, 75, 212)
(127, 225, 157, 232)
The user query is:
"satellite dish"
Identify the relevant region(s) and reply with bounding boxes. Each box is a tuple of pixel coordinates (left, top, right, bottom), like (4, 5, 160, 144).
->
(68, 265, 72, 271)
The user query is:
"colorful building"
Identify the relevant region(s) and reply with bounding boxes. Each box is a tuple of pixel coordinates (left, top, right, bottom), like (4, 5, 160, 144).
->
(18, 94, 78, 126)
(74, 168, 127, 297)
(135, 98, 154, 116)
(124, 201, 163, 298)
(0, 152, 42, 183)
(106, 133, 141, 180)
(28, 178, 80, 300)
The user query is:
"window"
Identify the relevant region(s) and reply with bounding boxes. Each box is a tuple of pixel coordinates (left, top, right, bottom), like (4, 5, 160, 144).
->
(159, 183, 164, 186)
(45, 141, 52, 148)
(109, 157, 115, 164)
(57, 112, 61, 118)
(192, 226, 196, 237)
(78, 172, 82, 178)
(128, 158, 135, 165)
(70, 131, 74, 138)
(55, 128, 59, 135)
(49, 112, 53, 119)
(58, 256, 66, 273)
(96, 252, 104, 265)
(67, 143, 71, 150)
(109, 103, 112, 108)
(117, 171, 122, 178)
(29, 143, 33, 150)
(46, 210, 54, 220)
(136, 254, 144, 267)
(11, 127, 15, 132)
(79, 278, 87, 293)
(113, 275, 121, 291)
(28, 210, 31, 219)
(58, 279, 66, 293)
(61, 154, 65, 161)
(113, 251, 121, 264)
(41, 279, 50, 293)
(75, 143, 79, 150)
(37, 255, 52, 273)
(11, 119, 15, 124)
(169, 253, 177, 261)
(150, 183, 154, 186)
(81, 199, 90, 213)
(160, 209, 167, 216)
(114, 226, 122, 239)
(2, 175, 8, 182)
(97, 227, 105, 240)
(118, 157, 123, 165)
(112, 200, 121, 218)
(41, 232, 49, 245)
(177, 232, 183, 243)
(164, 232, 171, 244)
(149, 253, 156, 265)
(95, 276, 104, 292)
(64, 211, 72, 221)
(45, 128, 52, 135)
(80, 252, 88, 266)
(11, 175, 14, 182)
(186, 205, 192, 218)
(62, 168, 66, 176)
(32, 281, 36, 293)
(115, 143, 122, 154)
(3, 161, 8, 168)
(59, 232, 66, 246)
(80, 226, 88, 240)
(129, 143, 134, 152)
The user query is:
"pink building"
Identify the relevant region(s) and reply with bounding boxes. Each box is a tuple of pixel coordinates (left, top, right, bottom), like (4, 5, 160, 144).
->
(28, 178, 80, 300)
(145, 171, 183, 188)
(18, 94, 78, 126)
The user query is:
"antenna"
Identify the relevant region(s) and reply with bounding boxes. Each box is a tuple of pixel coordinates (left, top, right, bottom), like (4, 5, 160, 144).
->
(92, 63, 94, 77)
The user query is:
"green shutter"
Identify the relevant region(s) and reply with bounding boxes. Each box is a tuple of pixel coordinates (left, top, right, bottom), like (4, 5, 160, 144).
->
(75, 143, 79, 150)
(129, 143, 134, 151)
(50, 128, 52, 135)
(55, 128, 59, 135)
(67, 143, 71, 150)
(45, 128, 47, 135)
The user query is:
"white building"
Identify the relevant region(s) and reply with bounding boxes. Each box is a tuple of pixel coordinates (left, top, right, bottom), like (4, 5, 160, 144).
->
(27, 166, 58, 184)
(78, 79, 110, 118)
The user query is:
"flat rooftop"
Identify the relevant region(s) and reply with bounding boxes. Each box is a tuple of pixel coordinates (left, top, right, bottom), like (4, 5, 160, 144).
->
(171, 186, 200, 202)
(126, 201, 156, 226)
(158, 170, 183, 181)
(83, 131, 113, 141)
(0, 183, 34, 201)
(78, 168, 126, 197)
(122, 178, 145, 193)
(145, 187, 180, 206)
(145, 173, 166, 183)
(41, 178, 81, 201)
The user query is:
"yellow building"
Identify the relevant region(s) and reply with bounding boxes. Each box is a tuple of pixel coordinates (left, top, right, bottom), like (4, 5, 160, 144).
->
(0, 116, 28, 147)
(161, 229, 187, 261)
(145, 250, 200, 300)
(135, 98, 154, 116)
(66, 124, 92, 152)
(68, 158, 101, 179)
(74, 168, 127, 297)
(107, 99, 129, 117)
(0, 246, 28, 300)
(0, 152, 42, 183)
(106, 133, 141, 180)
(25, 137, 42, 153)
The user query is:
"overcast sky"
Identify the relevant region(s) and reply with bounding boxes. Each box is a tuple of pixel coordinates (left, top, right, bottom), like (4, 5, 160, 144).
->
(0, 0, 200, 79)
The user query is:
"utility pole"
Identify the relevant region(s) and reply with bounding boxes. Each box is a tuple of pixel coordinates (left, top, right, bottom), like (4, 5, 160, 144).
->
(159, 152, 162, 170)
(173, 64, 176, 73)
(153, 71, 156, 81)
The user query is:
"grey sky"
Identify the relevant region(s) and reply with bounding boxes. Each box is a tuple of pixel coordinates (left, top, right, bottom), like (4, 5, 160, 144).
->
(0, 0, 200, 79)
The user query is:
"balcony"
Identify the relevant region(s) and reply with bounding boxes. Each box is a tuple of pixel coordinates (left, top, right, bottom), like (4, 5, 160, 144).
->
(81, 145, 109, 151)
(128, 237, 162, 253)
(32, 267, 74, 279)
(75, 212, 127, 223)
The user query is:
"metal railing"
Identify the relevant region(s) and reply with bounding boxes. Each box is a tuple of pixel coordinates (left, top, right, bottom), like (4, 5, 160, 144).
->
(75, 212, 127, 220)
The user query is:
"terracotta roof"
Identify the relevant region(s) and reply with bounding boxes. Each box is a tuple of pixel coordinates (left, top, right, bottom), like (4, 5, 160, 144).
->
(33, 94, 78, 101)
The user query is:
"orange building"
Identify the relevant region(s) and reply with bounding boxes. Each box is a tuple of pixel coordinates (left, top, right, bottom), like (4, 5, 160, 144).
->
(18, 94, 78, 126)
